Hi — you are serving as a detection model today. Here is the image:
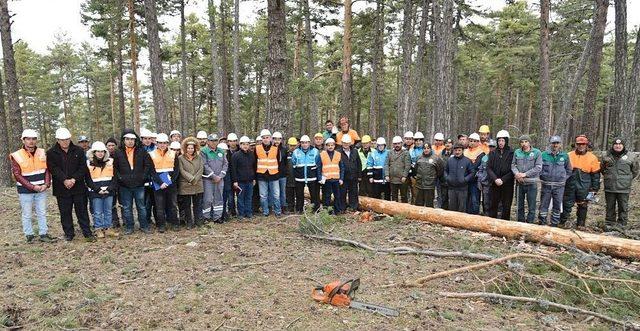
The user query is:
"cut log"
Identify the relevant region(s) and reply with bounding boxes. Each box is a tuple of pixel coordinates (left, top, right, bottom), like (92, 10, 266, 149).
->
(358, 197, 640, 260)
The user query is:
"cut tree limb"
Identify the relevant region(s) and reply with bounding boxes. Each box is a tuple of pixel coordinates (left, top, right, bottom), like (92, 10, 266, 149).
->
(358, 197, 640, 260)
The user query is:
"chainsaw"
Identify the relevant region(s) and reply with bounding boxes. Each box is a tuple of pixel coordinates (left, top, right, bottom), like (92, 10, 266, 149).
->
(311, 278, 399, 317)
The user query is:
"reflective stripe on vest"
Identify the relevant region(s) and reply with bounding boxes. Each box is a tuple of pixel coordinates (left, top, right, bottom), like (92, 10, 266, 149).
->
(150, 149, 176, 173)
(256, 144, 279, 175)
(320, 151, 341, 180)
(11, 148, 47, 189)
(87, 159, 114, 191)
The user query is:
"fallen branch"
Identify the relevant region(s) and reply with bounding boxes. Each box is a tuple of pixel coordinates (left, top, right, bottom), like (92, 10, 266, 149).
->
(302, 233, 494, 261)
(208, 259, 281, 272)
(118, 278, 140, 285)
(285, 315, 303, 329)
(439, 291, 640, 328)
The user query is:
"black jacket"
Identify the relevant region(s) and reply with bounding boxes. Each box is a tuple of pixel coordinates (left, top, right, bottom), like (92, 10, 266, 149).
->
(46, 142, 88, 197)
(487, 144, 515, 186)
(112, 129, 153, 188)
(445, 155, 474, 190)
(231, 149, 257, 183)
(340, 147, 362, 180)
(255, 143, 283, 181)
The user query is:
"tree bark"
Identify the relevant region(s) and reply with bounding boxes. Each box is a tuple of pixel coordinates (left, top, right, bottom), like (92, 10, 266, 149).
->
(232, 0, 241, 127)
(620, 29, 640, 144)
(409, 0, 430, 132)
(341, 0, 353, 121)
(253, 68, 263, 133)
(538, 0, 551, 146)
(613, 0, 627, 132)
(0, 70, 11, 186)
(208, 0, 226, 134)
(433, 0, 454, 136)
(581, 0, 608, 136)
(116, 0, 126, 134)
(368, 0, 384, 138)
(127, 0, 141, 132)
(397, 0, 415, 133)
(267, 0, 289, 132)
(0, 0, 23, 151)
(143, 0, 169, 133)
(220, 0, 234, 132)
(302, 0, 319, 133)
(179, 0, 190, 135)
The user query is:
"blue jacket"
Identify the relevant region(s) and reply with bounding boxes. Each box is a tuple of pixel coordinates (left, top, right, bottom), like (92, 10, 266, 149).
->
(291, 147, 321, 183)
(445, 155, 474, 190)
(540, 149, 572, 185)
(409, 146, 424, 164)
(367, 148, 389, 183)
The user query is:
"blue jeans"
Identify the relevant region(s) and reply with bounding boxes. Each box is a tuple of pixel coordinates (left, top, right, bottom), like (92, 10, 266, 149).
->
(279, 177, 287, 210)
(19, 192, 48, 236)
(120, 186, 149, 230)
(237, 182, 254, 218)
(466, 180, 480, 214)
(91, 195, 114, 229)
(538, 184, 565, 226)
(258, 180, 281, 216)
(517, 183, 538, 223)
(323, 180, 342, 213)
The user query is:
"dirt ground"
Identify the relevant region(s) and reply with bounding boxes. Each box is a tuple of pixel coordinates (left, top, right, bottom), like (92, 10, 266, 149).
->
(2, 185, 640, 330)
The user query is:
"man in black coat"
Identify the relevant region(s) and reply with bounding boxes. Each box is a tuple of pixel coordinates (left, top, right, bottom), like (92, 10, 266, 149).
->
(444, 143, 474, 212)
(486, 130, 515, 220)
(339, 135, 361, 211)
(46, 128, 95, 242)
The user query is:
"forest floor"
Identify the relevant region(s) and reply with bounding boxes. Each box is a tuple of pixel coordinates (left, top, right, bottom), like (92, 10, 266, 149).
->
(2, 184, 640, 330)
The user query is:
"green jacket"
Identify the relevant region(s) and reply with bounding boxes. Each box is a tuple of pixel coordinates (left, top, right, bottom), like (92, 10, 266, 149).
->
(385, 149, 411, 184)
(414, 152, 445, 190)
(601, 150, 639, 194)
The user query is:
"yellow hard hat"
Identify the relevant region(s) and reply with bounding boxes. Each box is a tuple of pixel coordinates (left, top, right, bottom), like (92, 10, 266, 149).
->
(361, 135, 372, 143)
(314, 132, 324, 138)
(287, 137, 298, 145)
(479, 125, 490, 133)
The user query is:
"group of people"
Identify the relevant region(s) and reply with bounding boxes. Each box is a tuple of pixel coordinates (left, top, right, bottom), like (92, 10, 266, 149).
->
(11, 116, 638, 243)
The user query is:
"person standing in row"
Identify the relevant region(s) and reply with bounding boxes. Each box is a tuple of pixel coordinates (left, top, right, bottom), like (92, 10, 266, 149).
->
(318, 138, 344, 213)
(414, 143, 445, 208)
(47, 128, 95, 242)
(476, 139, 496, 215)
(437, 137, 453, 209)
(463, 133, 484, 214)
(367, 138, 389, 200)
(560, 135, 600, 229)
(487, 130, 514, 220)
(113, 129, 153, 235)
(105, 138, 121, 227)
(178, 137, 205, 228)
(285, 137, 299, 213)
(445, 143, 473, 212)
(273, 132, 288, 214)
(231, 136, 257, 219)
(11, 129, 54, 243)
(225, 133, 240, 217)
(85, 142, 119, 238)
(601, 138, 638, 231)
(386, 136, 411, 203)
(291, 135, 321, 212)
(538, 136, 572, 226)
(202, 134, 228, 223)
(149, 133, 179, 232)
(358, 135, 373, 197)
(255, 129, 283, 217)
(511, 135, 542, 223)
(140, 129, 157, 228)
(339, 134, 361, 211)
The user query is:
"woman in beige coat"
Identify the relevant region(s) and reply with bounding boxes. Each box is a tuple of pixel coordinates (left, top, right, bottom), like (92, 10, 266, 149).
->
(178, 137, 204, 228)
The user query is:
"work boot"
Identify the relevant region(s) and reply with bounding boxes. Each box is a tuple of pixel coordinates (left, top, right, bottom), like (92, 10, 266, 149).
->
(26, 235, 35, 243)
(96, 229, 106, 239)
(123, 228, 134, 235)
(157, 225, 166, 233)
(65, 235, 74, 242)
(140, 227, 152, 234)
(576, 206, 588, 227)
(39, 234, 55, 243)
(105, 228, 120, 237)
(85, 235, 97, 243)
(187, 221, 195, 229)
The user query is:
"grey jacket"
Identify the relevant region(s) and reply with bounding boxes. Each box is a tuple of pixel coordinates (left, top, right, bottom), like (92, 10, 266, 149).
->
(602, 149, 639, 194)
(203, 149, 229, 182)
(385, 149, 411, 184)
(511, 147, 542, 185)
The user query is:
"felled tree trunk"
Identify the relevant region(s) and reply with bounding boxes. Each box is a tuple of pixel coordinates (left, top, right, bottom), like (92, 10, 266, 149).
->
(358, 197, 640, 260)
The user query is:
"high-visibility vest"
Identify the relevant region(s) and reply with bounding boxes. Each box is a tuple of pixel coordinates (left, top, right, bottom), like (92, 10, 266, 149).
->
(320, 150, 341, 180)
(256, 144, 279, 175)
(149, 149, 176, 174)
(11, 148, 47, 193)
(464, 146, 484, 163)
(87, 159, 114, 191)
(433, 145, 445, 155)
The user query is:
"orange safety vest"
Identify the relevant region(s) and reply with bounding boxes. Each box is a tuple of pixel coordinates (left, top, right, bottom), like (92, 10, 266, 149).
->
(480, 142, 490, 154)
(568, 151, 600, 173)
(149, 149, 176, 173)
(320, 150, 341, 180)
(256, 144, 279, 175)
(464, 146, 484, 163)
(336, 130, 360, 145)
(433, 145, 445, 155)
(11, 148, 47, 190)
(87, 159, 114, 189)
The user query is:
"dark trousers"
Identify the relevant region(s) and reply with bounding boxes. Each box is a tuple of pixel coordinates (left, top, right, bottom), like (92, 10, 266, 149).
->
(323, 180, 342, 213)
(223, 177, 236, 217)
(340, 178, 359, 210)
(481, 184, 491, 215)
(390, 182, 409, 203)
(561, 186, 588, 227)
(120, 186, 149, 230)
(414, 188, 435, 208)
(154, 186, 178, 227)
(371, 182, 390, 200)
(237, 182, 254, 217)
(516, 183, 537, 223)
(605, 192, 630, 228)
(360, 175, 372, 197)
(144, 186, 156, 225)
(448, 189, 467, 212)
(488, 183, 514, 220)
(467, 180, 480, 214)
(56, 193, 92, 238)
(286, 186, 297, 212)
(295, 181, 320, 212)
(439, 185, 449, 210)
(179, 193, 203, 226)
(112, 193, 122, 227)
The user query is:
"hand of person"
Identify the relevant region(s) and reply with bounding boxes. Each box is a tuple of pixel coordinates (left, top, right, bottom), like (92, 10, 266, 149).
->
(63, 179, 73, 189)
(495, 178, 503, 186)
(401, 177, 407, 183)
(385, 176, 390, 182)
(99, 189, 108, 195)
(339, 180, 344, 185)
(252, 180, 256, 186)
(233, 182, 240, 189)
(160, 183, 168, 190)
(369, 178, 373, 183)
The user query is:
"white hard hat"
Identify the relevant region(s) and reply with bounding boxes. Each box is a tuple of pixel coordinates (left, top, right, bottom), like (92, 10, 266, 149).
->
(90, 141, 107, 152)
(21, 129, 38, 139)
(256, 135, 263, 141)
(227, 133, 238, 141)
(404, 131, 414, 138)
(239, 136, 251, 144)
(414, 131, 425, 139)
(325, 138, 336, 145)
(156, 133, 169, 143)
(272, 131, 283, 139)
(140, 128, 153, 138)
(300, 135, 311, 142)
(151, 132, 158, 139)
(170, 141, 181, 150)
(469, 133, 480, 141)
(433, 132, 444, 140)
(341, 134, 352, 144)
(392, 136, 403, 144)
(196, 130, 208, 139)
(260, 129, 271, 137)
(376, 137, 386, 145)
(496, 130, 510, 139)
(218, 142, 229, 150)
(55, 128, 72, 140)
(170, 130, 181, 137)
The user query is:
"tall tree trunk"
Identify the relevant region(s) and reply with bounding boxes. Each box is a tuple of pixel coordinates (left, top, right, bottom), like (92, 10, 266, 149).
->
(581, 0, 608, 135)
(179, 0, 189, 134)
(253, 68, 263, 133)
(0, 71, 11, 186)
(116, 0, 126, 134)
(220, 0, 234, 132)
(409, 0, 430, 132)
(127, 0, 141, 132)
(620, 29, 640, 144)
(613, 0, 627, 132)
(433, 0, 454, 136)
(267, 0, 289, 132)
(302, 0, 319, 133)
(232, 0, 241, 127)
(341, 0, 353, 120)
(368, 0, 384, 138)
(109, 57, 118, 139)
(143, 0, 168, 132)
(0, 0, 23, 151)
(397, 0, 415, 133)
(208, 0, 226, 134)
(538, 0, 551, 146)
